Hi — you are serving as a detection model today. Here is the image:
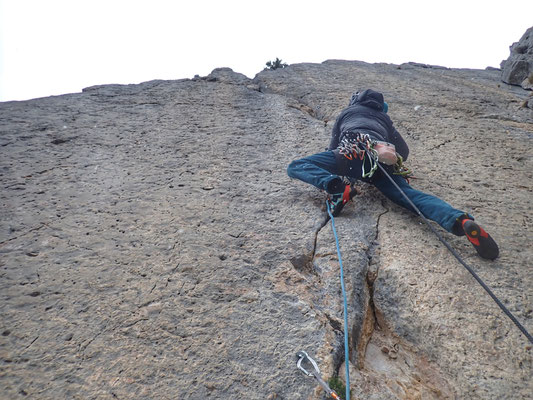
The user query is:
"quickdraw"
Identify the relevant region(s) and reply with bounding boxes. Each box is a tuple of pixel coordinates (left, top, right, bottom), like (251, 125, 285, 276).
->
(338, 136, 366, 161)
(296, 351, 342, 400)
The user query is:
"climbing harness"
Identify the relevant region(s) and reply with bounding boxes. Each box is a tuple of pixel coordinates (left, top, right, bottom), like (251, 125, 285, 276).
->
(339, 132, 413, 180)
(296, 351, 342, 400)
(362, 150, 533, 345)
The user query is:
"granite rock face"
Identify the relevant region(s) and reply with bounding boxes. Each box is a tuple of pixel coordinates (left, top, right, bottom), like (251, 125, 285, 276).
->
(501, 26, 533, 89)
(1, 62, 532, 400)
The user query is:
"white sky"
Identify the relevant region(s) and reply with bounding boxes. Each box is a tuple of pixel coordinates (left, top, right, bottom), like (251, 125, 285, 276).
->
(1, 0, 532, 102)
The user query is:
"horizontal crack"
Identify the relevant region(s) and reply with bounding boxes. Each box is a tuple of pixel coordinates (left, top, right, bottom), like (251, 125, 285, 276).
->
(287, 102, 318, 119)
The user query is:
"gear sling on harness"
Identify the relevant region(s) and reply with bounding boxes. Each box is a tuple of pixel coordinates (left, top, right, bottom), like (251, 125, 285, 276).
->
(338, 132, 401, 179)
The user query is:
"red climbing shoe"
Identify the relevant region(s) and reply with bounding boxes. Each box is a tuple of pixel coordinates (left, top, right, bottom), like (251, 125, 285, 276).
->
(327, 184, 358, 217)
(462, 219, 499, 260)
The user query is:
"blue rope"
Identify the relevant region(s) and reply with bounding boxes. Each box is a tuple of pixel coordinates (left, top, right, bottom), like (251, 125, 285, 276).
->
(326, 201, 350, 400)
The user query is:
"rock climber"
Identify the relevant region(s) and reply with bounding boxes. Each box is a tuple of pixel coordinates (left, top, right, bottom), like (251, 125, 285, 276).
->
(287, 89, 499, 260)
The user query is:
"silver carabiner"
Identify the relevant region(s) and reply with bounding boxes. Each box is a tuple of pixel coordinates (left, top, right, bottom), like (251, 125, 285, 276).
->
(296, 350, 320, 377)
(296, 351, 342, 400)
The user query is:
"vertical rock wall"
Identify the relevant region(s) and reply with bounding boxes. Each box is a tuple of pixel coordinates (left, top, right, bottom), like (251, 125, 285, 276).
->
(1, 62, 532, 399)
(254, 60, 533, 399)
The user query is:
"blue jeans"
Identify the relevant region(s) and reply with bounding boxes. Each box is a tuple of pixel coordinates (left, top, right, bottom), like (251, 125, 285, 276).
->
(287, 151, 467, 234)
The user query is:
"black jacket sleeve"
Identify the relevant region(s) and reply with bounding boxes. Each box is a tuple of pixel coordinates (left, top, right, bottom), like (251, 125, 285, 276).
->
(389, 127, 409, 160)
(328, 115, 342, 150)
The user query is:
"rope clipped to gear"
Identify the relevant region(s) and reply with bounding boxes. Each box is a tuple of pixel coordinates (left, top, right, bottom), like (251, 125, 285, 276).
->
(326, 200, 351, 400)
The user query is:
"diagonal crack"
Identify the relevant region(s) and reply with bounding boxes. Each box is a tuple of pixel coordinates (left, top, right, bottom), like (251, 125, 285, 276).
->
(290, 214, 329, 273)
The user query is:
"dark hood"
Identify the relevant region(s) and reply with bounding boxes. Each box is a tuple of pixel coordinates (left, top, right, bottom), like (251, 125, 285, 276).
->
(349, 89, 385, 111)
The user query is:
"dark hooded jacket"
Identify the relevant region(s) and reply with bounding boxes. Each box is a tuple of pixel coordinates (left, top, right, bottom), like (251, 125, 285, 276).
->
(328, 89, 409, 160)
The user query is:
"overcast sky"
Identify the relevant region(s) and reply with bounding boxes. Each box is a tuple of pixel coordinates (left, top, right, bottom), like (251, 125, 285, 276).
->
(1, 0, 532, 102)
